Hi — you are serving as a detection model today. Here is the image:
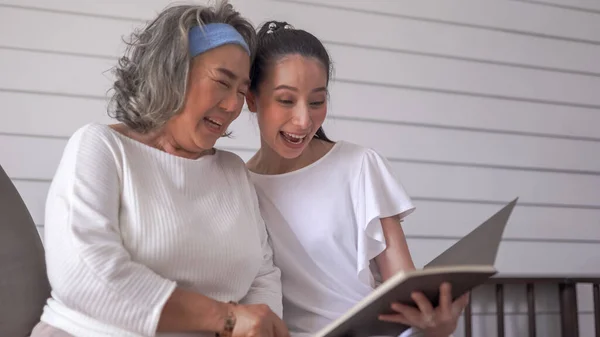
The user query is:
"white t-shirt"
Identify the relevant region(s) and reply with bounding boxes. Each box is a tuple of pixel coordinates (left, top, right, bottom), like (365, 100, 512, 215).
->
(249, 141, 418, 336)
(41, 123, 282, 337)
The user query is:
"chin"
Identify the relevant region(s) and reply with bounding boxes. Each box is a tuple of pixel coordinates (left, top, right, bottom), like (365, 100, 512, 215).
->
(195, 119, 229, 149)
(277, 149, 304, 160)
(193, 137, 217, 151)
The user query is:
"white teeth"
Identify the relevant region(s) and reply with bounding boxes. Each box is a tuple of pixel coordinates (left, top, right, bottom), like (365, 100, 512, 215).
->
(206, 118, 222, 126)
(281, 131, 306, 145)
(283, 132, 306, 140)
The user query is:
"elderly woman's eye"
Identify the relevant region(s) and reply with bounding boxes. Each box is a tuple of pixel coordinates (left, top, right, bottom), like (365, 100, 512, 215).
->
(217, 80, 230, 88)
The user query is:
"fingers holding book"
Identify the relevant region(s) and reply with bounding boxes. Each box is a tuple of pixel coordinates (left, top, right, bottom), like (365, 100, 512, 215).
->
(378, 282, 469, 337)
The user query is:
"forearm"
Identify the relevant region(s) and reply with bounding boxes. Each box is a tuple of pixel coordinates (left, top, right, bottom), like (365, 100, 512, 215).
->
(158, 287, 229, 333)
(377, 246, 416, 282)
(375, 215, 416, 282)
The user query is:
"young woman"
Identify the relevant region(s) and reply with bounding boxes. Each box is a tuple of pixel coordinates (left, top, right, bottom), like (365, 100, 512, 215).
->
(245, 21, 469, 337)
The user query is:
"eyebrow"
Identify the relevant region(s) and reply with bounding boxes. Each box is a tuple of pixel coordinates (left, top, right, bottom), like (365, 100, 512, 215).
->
(274, 85, 328, 93)
(216, 67, 250, 86)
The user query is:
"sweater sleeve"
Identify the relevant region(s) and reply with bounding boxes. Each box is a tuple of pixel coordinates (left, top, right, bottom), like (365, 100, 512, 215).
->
(44, 125, 176, 336)
(238, 171, 283, 318)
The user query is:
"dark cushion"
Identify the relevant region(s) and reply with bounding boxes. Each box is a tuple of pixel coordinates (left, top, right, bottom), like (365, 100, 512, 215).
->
(0, 165, 50, 336)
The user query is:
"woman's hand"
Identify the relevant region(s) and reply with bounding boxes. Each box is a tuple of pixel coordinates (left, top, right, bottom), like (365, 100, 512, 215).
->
(378, 283, 469, 337)
(231, 303, 290, 337)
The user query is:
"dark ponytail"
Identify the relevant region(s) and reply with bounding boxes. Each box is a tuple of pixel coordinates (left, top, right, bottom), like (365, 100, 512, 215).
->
(250, 21, 334, 143)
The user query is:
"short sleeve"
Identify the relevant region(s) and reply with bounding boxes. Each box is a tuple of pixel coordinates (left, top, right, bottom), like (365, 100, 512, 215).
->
(353, 148, 415, 285)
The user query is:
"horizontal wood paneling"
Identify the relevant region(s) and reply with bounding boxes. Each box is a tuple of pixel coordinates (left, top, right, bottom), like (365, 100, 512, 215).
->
(0, 92, 112, 137)
(256, 1, 600, 75)
(11, 165, 600, 243)
(325, 43, 600, 107)
(408, 238, 600, 275)
(27, 218, 600, 280)
(3, 82, 599, 173)
(2, 5, 600, 105)
(393, 162, 600, 207)
(404, 200, 600, 241)
(1, 135, 65, 180)
(12, 181, 47, 227)
(4, 86, 600, 141)
(0, 49, 114, 96)
(320, 118, 600, 172)
(9, 44, 598, 118)
(5, 132, 600, 207)
(26, 207, 600, 275)
(529, 0, 600, 12)
(219, 117, 600, 172)
(3, 1, 600, 76)
(0, 0, 169, 20)
(282, 0, 600, 43)
(326, 81, 600, 140)
(0, 5, 133, 57)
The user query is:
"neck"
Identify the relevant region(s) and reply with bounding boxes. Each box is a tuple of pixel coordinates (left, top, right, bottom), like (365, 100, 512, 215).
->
(250, 138, 333, 175)
(113, 123, 214, 160)
(155, 130, 213, 160)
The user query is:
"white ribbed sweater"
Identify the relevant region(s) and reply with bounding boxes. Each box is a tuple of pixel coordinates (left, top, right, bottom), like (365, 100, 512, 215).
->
(40, 123, 282, 337)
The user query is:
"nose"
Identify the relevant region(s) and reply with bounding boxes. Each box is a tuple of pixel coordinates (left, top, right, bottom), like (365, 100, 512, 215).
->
(220, 91, 244, 114)
(292, 104, 311, 129)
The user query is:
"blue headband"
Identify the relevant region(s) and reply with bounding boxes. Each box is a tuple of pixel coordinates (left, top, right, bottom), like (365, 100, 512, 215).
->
(188, 23, 250, 57)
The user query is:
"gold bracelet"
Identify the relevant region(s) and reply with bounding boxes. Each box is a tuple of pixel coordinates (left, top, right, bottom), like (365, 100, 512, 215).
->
(216, 301, 237, 337)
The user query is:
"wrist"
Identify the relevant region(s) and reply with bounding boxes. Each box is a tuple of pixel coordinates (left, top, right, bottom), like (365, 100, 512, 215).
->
(204, 300, 231, 333)
(184, 292, 233, 333)
(158, 288, 239, 333)
(215, 301, 237, 337)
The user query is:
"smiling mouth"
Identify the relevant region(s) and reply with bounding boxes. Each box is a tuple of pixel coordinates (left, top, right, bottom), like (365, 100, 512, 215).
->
(204, 117, 223, 131)
(280, 131, 307, 144)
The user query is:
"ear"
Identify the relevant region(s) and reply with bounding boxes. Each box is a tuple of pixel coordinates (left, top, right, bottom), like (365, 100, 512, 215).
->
(245, 91, 258, 113)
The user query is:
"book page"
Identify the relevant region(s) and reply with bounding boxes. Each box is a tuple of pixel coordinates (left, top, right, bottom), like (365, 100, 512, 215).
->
(425, 198, 518, 268)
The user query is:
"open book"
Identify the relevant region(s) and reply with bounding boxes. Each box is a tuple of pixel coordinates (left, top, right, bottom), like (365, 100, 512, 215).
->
(315, 198, 518, 337)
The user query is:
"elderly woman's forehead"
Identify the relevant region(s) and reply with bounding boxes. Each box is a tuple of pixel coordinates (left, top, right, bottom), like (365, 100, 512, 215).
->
(193, 45, 250, 80)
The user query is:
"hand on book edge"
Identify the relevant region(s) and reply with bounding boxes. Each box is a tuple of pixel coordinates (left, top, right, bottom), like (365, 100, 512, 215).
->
(377, 282, 469, 337)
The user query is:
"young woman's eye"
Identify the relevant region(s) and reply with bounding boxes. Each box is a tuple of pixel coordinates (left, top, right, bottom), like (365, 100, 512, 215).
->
(310, 101, 325, 107)
(277, 99, 294, 105)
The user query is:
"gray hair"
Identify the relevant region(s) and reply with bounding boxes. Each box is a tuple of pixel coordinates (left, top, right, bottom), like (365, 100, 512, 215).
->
(107, 0, 256, 133)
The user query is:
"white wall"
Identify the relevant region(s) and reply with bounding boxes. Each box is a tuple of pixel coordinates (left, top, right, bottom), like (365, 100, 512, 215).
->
(1, 0, 599, 336)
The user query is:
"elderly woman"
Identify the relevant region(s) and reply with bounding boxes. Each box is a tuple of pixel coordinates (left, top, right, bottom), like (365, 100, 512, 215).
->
(29, 2, 288, 337)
